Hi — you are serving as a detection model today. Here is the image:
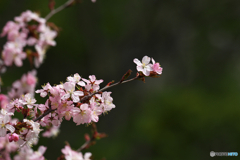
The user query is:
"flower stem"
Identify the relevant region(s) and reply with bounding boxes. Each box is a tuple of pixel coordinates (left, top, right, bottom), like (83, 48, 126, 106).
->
(80, 76, 138, 102)
(45, 0, 75, 21)
(33, 108, 55, 122)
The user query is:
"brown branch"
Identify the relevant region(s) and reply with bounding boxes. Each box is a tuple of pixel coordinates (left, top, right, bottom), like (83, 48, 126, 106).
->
(45, 0, 75, 21)
(80, 76, 138, 103)
(76, 123, 107, 152)
(33, 108, 56, 122)
(77, 136, 95, 152)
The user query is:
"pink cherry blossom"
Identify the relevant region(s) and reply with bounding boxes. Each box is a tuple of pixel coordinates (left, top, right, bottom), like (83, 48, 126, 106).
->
(8, 133, 19, 142)
(151, 58, 163, 75)
(62, 145, 90, 160)
(22, 119, 41, 147)
(67, 73, 85, 86)
(1, 10, 58, 68)
(82, 75, 103, 91)
(72, 104, 92, 125)
(91, 105, 102, 122)
(0, 94, 9, 109)
(35, 83, 52, 98)
(14, 145, 46, 160)
(19, 93, 36, 109)
(0, 136, 18, 160)
(2, 42, 26, 67)
(100, 91, 115, 112)
(0, 109, 15, 137)
(0, 21, 20, 39)
(42, 126, 60, 138)
(8, 70, 37, 99)
(38, 26, 57, 46)
(62, 82, 84, 103)
(58, 100, 74, 120)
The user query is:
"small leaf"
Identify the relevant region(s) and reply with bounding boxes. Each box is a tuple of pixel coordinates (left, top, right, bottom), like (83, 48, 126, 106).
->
(106, 80, 114, 87)
(48, 0, 55, 11)
(84, 133, 90, 141)
(120, 69, 132, 83)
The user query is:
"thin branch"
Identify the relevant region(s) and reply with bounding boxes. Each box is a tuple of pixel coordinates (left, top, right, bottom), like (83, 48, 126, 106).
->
(76, 123, 107, 152)
(77, 136, 95, 152)
(80, 76, 138, 102)
(45, 0, 75, 21)
(33, 108, 55, 122)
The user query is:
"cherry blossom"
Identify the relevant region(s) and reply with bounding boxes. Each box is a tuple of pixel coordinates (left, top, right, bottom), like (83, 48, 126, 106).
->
(62, 145, 92, 160)
(62, 82, 84, 103)
(42, 126, 60, 138)
(1, 10, 58, 68)
(22, 119, 42, 147)
(82, 75, 103, 91)
(72, 104, 92, 125)
(14, 145, 46, 160)
(100, 91, 115, 112)
(0, 109, 15, 137)
(151, 58, 163, 75)
(19, 93, 36, 109)
(8, 70, 37, 99)
(35, 83, 52, 98)
(8, 133, 19, 142)
(133, 55, 153, 76)
(67, 73, 85, 86)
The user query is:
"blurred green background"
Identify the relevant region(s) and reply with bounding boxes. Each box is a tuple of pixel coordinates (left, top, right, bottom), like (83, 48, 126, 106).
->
(1, 0, 240, 159)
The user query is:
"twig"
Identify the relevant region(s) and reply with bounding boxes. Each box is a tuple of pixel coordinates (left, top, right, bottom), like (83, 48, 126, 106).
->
(76, 123, 106, 152)
(77, 136, 95, 152)
(80, 77, 138, 102)
(45, 0, 75, 21)
(33, 108, 55, 122)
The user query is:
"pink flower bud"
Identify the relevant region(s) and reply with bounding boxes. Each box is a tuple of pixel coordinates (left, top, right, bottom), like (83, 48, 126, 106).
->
(8, 133, 19, 142)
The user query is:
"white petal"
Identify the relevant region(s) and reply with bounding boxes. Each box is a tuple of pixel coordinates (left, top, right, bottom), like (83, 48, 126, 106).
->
(84, 152, 92, 159)
(72, 95, 80, 103)
(133, 58, 142, 66)
(6, 124, 15, 133)
(38, 146, 47, 155)
(151, 58, 155, 64)
(62, 93, 70, 100)
(74, 91, 84, 96)
(137, 66, 143, 72)
(74, 73, 81, 80)
(142, 56, 150, 64)
(143, 69, 150, 76)
(77, 81, 85, 86)
(40, 92, 47, 97)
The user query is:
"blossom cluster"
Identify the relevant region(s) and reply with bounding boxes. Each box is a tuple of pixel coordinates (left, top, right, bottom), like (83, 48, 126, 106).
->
(1, 10, 57, 68)
(8, 70, 37, 100)
(1, 73, 113, 143)
(34, 74, 115, 126)
(134, 55, 163, 76)
(0, 73, 115, 159)
(0, 0, 163, 158)
(0, 53, 162, 159)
